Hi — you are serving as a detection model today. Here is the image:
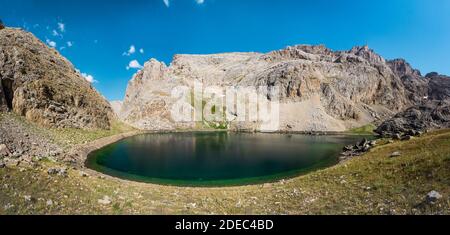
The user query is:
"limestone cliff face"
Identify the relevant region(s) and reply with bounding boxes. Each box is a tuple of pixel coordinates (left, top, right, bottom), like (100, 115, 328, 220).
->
(0, 28, 112, 129)
(121, 45, 423, 132)
(121, 59, 190, 130)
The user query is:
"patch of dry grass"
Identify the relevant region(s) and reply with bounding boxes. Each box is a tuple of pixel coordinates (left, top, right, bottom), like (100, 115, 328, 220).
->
(48, 120, 135, 148)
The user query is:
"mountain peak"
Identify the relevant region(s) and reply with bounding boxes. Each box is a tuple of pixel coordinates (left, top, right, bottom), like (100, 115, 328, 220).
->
(387, 58, 422, 78)
(348, 45, 385, 65)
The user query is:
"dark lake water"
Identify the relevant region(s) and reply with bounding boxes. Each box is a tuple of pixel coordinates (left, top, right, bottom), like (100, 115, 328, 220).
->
(86, 132, 370, 186)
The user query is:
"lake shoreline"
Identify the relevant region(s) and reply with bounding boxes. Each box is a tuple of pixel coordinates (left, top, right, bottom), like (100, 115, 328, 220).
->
(77, 128, 375, 165)
(81, 130, 371, 187)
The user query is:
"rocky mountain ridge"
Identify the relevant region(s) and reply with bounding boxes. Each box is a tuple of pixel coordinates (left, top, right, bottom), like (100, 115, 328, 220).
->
(119, 44, 447, 132)
(1, 27, 448, 135)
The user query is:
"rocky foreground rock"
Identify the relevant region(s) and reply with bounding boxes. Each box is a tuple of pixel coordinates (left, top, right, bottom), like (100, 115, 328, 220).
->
(118, 45, 450, 133)
(0, 28, 113, 130)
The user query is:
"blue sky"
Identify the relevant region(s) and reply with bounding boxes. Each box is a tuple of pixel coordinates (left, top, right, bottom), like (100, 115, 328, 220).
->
(1, 0, 449, 101)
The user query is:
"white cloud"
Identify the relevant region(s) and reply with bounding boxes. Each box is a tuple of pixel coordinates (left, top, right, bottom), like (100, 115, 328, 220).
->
(46, 39, 57, 48)
(52, 30, 60, 37)
(139, 48, 144, 54)
(58, 22, 65, 32)
(163, 0, 205, 8)
(67, 41, 73, 47)
(123, 45, 136, 56)
(126, 60, 143, 70)
(81, 73, 98, 83)
(129, 45, 136, 54)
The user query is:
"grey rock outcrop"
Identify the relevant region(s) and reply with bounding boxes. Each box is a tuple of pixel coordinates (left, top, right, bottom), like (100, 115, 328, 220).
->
(121, 45, 415, 132)
(376, 101, 450, 136)
(0, 28, 113, 129)
(340, 138, 377, 161)
(376, 71, 450, 137)
(426, 73, 450, 101)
